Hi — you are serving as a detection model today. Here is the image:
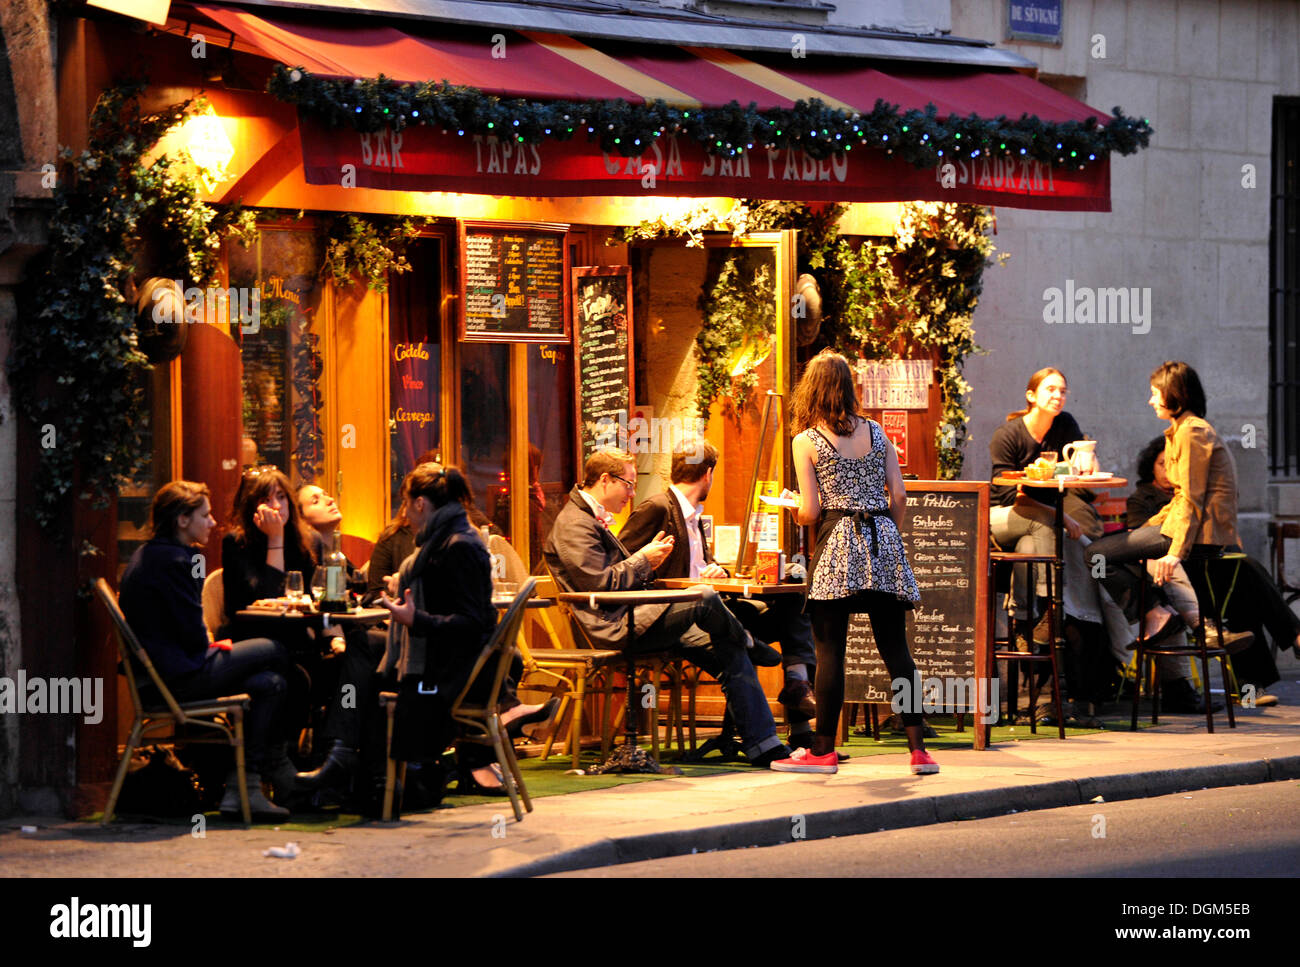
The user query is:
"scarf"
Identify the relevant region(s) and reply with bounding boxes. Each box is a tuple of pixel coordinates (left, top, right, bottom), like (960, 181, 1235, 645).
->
(379, 502, 474, 681)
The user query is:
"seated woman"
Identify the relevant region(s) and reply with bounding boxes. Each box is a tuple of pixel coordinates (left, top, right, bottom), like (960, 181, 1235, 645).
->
(295, 484, 390, 792)
(1129, 436, 1291, 706)
(1089, 361, 1244, 712)
(376, 464, 552, 794)
(989, 367, 1105, 644)
(120, 481, 295, 820)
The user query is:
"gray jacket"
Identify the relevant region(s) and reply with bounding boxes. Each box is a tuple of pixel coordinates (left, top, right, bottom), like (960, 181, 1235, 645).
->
(543, 487, 667, 650)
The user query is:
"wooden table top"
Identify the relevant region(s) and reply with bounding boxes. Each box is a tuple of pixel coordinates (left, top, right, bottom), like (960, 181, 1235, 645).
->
(556, 588, 705, 608)
(235, 605, 389, 624)
(993, 475, 1127, 490)
(656, 577, 808, 597)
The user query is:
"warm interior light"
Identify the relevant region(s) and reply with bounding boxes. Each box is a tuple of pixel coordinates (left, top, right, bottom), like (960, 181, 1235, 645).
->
(181, 105, 236, 194)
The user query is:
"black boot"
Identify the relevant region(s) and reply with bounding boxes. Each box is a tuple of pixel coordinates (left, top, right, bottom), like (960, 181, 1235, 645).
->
(296, 738, 358, 791)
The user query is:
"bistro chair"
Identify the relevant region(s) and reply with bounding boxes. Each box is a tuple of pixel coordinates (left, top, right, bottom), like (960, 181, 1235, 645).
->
(380, 581, 538, 822)
(201, 568, 225, 638)
(985, 542, 1066, 741)
(92, 578, 253, 826)
(1268, 520, 1300, 606)
(1130, 551, 1243, 733)
(449, 578, 538, 822)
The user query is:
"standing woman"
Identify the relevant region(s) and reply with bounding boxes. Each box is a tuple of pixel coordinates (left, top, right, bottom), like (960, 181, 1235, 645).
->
(1090, 362, 1241, 634)
(120, 481, 295, 819)
(771, 350, 937, 776)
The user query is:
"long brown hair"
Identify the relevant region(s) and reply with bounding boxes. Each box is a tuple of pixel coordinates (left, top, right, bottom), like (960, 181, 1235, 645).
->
(230, 467, 314, 565)
(150, 480, 210, 541)
(791, 350, 862, 436)
(1006, 367, 1067, 422)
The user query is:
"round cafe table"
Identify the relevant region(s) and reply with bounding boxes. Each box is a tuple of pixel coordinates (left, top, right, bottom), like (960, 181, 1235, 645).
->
(556, 588, 704, 773)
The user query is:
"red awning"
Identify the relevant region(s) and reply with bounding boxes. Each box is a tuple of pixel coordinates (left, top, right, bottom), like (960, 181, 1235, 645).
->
(190, 4, 1114, 210)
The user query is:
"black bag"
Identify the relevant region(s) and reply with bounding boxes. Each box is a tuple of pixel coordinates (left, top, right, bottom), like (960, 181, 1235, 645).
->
(390, 675, 457, 764)
(115, 745, 205, 818)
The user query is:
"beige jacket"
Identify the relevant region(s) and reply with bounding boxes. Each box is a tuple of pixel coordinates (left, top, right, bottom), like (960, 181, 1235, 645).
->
(1147, 413, 1239, 558)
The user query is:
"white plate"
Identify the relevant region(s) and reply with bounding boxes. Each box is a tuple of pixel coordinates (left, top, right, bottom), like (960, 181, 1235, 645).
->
(1083, 471, 1114, 479)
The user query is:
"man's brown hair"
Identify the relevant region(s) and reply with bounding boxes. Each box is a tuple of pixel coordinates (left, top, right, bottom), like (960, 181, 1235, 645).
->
(670, 438, 718, 484)
(582, 446, 634, 488)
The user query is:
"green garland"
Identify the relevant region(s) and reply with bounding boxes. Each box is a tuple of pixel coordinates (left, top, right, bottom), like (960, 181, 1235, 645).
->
(268, 65, 1151, 167)
(7, 80, 255, 532)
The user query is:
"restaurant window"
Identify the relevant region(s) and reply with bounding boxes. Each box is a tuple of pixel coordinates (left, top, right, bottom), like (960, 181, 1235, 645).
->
(527, 341, 576, 570)
(388, 237, 443, 512)
(1270, 97, 1299, 477)
(460, 341, 513, 539)
(226, 225, 325, 487)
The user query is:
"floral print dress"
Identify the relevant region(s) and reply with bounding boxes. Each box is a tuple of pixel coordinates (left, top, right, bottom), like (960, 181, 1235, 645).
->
(803, 420, 920, 605)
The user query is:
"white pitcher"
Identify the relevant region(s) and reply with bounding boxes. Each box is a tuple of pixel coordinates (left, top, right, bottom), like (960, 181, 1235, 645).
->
(1063, 440, 1098, 475)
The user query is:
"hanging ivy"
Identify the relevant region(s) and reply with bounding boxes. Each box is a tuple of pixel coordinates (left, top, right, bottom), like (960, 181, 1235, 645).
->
(625, 200, 1003, 477)
(269, 66, 1152, 168)
(6, 80, 255, 533)
(695, 256, 776, 422)
(321, 213, 430, 291)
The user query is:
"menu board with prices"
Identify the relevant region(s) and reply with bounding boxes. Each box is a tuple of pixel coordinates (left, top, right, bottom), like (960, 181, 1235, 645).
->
(459, 221, 570, 343)
(843, 482, 989, 722)
(573, 265, 634, 470)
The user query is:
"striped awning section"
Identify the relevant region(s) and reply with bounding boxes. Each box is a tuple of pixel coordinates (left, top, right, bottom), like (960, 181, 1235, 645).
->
(187, 3, 1114, 210)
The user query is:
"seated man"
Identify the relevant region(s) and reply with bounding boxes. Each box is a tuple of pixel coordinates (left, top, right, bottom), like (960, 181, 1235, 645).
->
(619, 438, 819, 748)
(544, 446, 791, 767)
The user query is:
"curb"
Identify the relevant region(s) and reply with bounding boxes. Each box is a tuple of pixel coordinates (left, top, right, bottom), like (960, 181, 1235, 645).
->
(491, 755, 1300, 877)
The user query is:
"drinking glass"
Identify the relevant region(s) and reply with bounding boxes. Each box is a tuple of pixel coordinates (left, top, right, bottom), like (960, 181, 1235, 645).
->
(310, 567, 328, 602)
(285, 571, 304, 602)
(1039, 450, 1058, 465)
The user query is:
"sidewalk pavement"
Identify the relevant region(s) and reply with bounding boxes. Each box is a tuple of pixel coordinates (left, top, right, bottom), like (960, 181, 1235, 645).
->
(4, 662, 1300, 878)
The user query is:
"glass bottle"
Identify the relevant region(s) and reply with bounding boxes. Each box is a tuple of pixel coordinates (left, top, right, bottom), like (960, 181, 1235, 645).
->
(320, 530, 350, 613)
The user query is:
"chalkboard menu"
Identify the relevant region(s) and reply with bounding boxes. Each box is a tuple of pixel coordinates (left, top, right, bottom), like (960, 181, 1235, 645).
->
(458, 220, 570, 343)
(844, 481, 989, 713)
(572, 265, 634, 470)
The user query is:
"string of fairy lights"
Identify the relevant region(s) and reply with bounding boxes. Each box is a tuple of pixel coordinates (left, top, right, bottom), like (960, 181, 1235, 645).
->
(268, 65, 1153, 171)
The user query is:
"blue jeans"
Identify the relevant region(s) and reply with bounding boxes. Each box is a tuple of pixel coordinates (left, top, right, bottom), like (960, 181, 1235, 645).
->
(166, 637, 289, 771)
(633, 588, 781, 757)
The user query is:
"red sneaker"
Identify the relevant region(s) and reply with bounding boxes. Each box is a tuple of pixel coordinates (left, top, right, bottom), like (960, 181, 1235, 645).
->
(909, 749, 939, 775)
(770, 747, 839, 774)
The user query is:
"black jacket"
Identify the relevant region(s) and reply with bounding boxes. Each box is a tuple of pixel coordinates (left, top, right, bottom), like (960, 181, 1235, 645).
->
(542, 487, 662, 650)
(120, 538, 211, 681)
(619, 489, 719, 580)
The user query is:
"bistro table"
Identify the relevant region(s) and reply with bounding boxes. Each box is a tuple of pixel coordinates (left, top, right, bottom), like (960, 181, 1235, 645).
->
(491, 594, 557, 610)
(235, 603, 390, 630)
(991, 473, 1128, 722)
(555, 588, 704, 773)
(657, 577, 808, 597)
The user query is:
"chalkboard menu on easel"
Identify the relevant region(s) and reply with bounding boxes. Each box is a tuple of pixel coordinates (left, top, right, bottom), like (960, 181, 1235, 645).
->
(573, 265, 634, 470)
(844, 481, 989, 717)
(458, 220, 570, 343)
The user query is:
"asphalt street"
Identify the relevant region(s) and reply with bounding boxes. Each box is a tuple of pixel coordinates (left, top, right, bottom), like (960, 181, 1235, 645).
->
(553, 780, 1300, 877)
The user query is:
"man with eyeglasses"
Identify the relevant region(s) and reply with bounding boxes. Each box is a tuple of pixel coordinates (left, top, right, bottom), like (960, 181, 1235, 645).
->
(544, 447, 793, 768)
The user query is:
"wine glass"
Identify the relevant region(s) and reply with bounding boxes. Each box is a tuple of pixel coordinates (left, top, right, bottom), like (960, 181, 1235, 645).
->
(285, 571, 304, 603)
(310, 567, 328, 602)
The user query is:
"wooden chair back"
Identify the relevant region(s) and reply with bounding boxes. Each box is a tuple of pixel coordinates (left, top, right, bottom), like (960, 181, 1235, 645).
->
(451, 578, 536, 723)
(201, 568, 225, 637)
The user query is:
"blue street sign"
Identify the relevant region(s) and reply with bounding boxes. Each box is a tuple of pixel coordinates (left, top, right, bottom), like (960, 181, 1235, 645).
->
(1008, 0, 1064, 44)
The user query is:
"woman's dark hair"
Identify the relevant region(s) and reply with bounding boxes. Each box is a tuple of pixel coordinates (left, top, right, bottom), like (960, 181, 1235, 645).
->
(1135, 436, 1166, 484)
(791, 350, 861, 436)
(407, 462, 473, 510)
(231, 467, 314, 564)
(1006, 367, 1067, 422)
(1150, 360, 1206, 418)
(151, 480, 210, 541)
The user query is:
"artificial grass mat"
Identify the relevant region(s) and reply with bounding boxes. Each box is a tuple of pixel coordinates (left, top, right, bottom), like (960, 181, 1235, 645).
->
(87, 712, 1140, 830)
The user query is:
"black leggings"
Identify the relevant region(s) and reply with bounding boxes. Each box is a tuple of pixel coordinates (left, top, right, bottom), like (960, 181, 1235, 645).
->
(810, 591, 921, 735)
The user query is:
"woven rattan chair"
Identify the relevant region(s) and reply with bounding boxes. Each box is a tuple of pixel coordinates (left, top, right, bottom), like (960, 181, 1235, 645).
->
(92, 578, 253, 826)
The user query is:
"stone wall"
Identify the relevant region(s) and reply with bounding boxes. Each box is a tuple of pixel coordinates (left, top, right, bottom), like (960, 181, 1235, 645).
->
(949, 0, 1300, 568)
